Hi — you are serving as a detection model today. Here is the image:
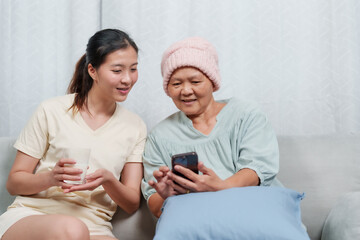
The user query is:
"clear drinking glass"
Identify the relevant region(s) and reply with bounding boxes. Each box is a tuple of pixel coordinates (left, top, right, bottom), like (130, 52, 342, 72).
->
(62, 147, 91, 185)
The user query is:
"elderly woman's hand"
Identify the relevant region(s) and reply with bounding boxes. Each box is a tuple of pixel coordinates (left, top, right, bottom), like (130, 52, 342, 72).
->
(168, 162, 225, 193)
(149, 166, 179, 199)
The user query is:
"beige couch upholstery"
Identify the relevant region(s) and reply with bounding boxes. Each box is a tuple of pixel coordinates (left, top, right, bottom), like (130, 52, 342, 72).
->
(1, 135, 359, 240)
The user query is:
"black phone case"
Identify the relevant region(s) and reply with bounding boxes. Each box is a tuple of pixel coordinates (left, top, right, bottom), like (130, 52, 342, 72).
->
(171, 152, 199, 179)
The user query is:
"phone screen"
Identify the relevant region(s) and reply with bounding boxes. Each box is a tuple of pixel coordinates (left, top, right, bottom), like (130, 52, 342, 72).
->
(171, 152, 199, 180)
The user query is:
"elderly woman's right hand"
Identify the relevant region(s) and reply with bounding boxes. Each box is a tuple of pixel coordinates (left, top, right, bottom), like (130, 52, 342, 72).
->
(149, 166, 178, 200)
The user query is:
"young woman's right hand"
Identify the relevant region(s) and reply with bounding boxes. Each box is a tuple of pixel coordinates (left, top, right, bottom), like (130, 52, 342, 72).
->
(7, 151, 82, 195)
(51, 158, 83, 189)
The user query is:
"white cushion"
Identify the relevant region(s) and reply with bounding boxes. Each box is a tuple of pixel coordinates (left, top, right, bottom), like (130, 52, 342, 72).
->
(321, 192, 360, 240)
(276, 135, 360, 239)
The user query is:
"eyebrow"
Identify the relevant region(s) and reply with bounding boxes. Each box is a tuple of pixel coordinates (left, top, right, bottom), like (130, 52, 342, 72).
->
(110, 62, 138, 67)
(171, 74, 201, 81)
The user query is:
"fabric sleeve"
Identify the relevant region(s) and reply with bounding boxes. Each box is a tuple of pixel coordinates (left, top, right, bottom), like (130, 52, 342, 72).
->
(141, 134, 167, 201)
(14, 103, 49, 159)
(235, 108, 279, 186)
(126, 119, 147, 163)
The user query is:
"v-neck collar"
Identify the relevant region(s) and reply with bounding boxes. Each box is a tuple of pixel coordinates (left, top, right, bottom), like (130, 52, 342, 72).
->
(75, 103, 120, 134)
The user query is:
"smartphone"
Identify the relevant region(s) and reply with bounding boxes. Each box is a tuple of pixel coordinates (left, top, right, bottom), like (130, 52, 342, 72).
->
(171, 152, 199, 180)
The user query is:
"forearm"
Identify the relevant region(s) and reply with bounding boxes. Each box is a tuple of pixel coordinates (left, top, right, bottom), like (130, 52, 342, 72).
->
(148, 193, 164, 218)
(7, 171, 53, 196)
(103, 177, 141, 214)
(221, 168, 259, 190)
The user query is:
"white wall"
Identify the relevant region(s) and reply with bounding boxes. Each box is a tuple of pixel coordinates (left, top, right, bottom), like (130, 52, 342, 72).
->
(1, 0, 359, 136)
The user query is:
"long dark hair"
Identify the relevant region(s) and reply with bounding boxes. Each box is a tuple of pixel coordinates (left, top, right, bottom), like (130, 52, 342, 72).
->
(67, 29, 138, 113)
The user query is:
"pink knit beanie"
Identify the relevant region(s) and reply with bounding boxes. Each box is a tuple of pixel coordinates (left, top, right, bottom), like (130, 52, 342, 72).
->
(161, 37, 221, 96)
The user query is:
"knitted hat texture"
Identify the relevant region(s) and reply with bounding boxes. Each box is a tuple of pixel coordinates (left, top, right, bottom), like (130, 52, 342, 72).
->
(161, 37, 221, 95)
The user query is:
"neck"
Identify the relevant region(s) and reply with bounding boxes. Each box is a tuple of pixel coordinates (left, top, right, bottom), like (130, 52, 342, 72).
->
(187, 100, 225, 135)
(188, 99, 220, 123)
(84, 88, 116, 117)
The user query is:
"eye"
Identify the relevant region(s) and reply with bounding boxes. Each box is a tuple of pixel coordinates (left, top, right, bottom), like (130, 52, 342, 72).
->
(130, 68, 137, 72)
(112, 70, 122, 73)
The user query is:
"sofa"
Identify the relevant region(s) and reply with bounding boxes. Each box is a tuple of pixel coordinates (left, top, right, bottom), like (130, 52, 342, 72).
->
(1, 135, 359, 240)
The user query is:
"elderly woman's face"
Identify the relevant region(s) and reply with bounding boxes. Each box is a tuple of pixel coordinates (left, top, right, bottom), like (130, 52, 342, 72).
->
(167, 67, 214, 117)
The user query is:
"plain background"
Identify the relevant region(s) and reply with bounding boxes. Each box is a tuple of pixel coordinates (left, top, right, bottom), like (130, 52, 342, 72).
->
(1, 0, 359, 137)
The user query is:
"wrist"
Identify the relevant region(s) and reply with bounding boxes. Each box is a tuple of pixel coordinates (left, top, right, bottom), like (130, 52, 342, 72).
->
(149, 193, 164, 218)
(218, 179, 231, 191)
(101, 170, 117, 187)
(43, 171, 56, 188)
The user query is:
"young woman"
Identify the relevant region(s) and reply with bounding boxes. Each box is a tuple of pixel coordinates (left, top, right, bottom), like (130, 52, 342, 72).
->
(141, 37, 281, 218)
(0, 29, 147, 240)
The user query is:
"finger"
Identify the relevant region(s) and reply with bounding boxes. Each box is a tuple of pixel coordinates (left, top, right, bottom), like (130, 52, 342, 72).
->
(86, 169, 109, 181)
(168, 172, 195, 191)
(60, 176, 86, 189)
(54, 166, 81, 180)
(54, 162, 81, 171)
(168, 179, 188, 194)
(61, 182, 75, 190)
(85, 172, 99, 181)
(62, 166, 83, 175)
(58, 158, 77, 166)
(159, 166, 170, 172)
(66, 179, 101, 192)
(56, 173, 81, 185)
(173, 165, 197, 180)
(153, 170, 167, 182)
(148, 180, 156, 187)
(153, 170, 164, 178)
(198, 161, 210, 175)
(150, 181, 169, 195)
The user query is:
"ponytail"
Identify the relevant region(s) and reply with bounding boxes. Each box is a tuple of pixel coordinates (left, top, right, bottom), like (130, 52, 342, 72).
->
(67, 54, 93, 114)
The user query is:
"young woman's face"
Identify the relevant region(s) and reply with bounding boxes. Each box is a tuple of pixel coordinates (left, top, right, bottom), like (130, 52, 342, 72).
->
(167, 67, 214, 117)
(89, 46, 138, 102)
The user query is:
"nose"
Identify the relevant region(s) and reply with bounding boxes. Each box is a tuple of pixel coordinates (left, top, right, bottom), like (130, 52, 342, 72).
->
(181, 83, 193, 95)
(121, 70, 132, 85)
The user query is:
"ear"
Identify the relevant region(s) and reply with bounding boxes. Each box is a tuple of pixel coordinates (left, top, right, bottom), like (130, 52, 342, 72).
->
(87, 64, 97, 81)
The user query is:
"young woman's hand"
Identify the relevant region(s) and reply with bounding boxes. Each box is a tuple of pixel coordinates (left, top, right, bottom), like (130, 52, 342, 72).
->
(149, 166, 179, 200)
(51, 158, 83, 189)
(63, 168, 113, 193)
(7, 151, 86, 195)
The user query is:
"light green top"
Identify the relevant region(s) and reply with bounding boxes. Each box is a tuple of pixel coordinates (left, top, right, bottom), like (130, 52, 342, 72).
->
(141, 98, 280, 201)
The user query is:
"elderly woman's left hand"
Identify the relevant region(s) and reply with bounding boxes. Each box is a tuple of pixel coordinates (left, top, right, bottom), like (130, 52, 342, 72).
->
(168, 162, 225, 193)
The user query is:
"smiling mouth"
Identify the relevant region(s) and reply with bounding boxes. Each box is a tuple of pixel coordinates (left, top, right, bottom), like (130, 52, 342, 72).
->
(181, 99, 196, 103)
(117, 87, 130, 91)
(116, 87, 130, 94)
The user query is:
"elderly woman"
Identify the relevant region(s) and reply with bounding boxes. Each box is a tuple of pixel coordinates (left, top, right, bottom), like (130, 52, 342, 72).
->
(141, 37, 280, 218)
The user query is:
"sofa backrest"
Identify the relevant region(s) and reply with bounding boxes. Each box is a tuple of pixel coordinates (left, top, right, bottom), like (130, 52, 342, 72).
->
(0, 137, 17, 212)
(1, 135, 360, 240)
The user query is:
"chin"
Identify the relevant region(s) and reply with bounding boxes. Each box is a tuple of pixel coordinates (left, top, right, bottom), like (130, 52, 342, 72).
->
(181, 109, 199, 117)
(115, 95, 128, 102)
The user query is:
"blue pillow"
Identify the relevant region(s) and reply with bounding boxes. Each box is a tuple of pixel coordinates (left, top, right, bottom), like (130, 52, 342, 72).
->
(154, 186, 310, 240)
